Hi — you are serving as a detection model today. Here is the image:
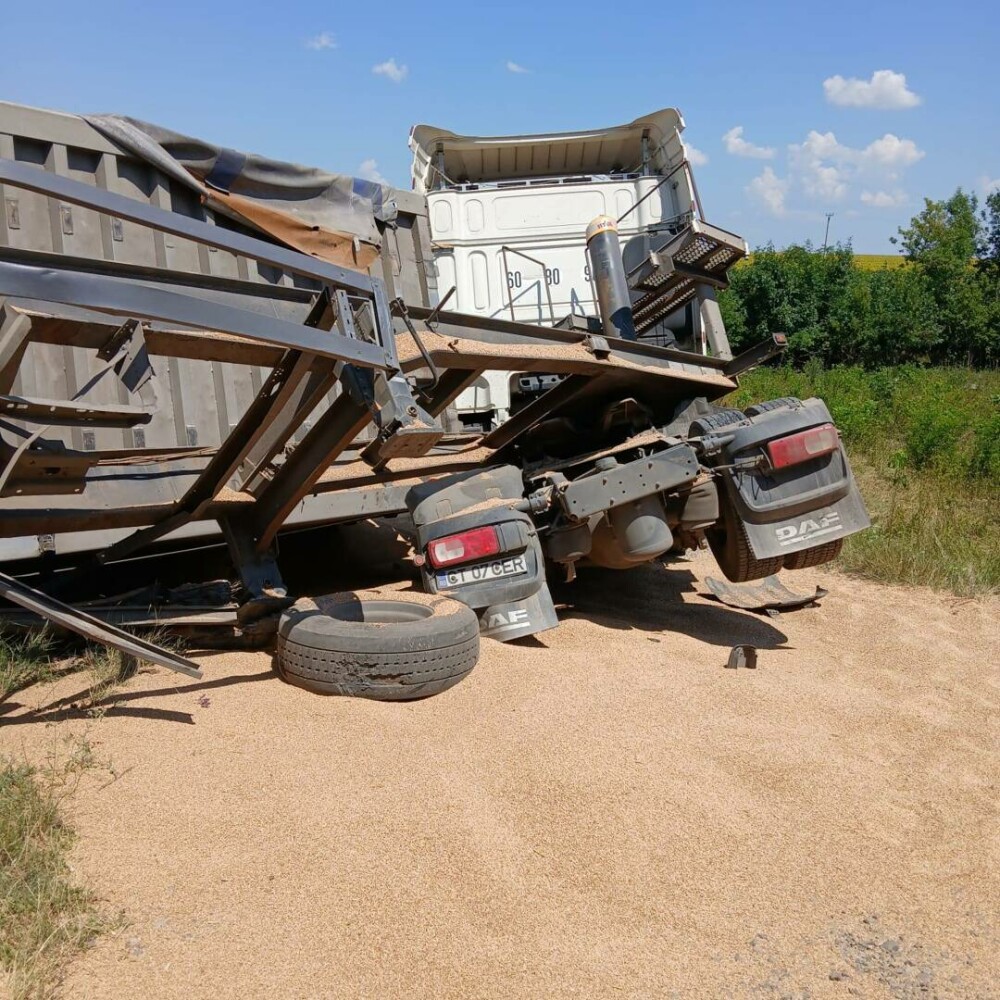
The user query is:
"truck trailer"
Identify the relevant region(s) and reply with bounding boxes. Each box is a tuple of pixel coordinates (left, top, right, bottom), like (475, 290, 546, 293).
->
(0, 100, 869, 697)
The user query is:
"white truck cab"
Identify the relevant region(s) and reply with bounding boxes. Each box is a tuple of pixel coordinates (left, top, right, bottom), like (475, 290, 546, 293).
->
(410, 108, 742, 427)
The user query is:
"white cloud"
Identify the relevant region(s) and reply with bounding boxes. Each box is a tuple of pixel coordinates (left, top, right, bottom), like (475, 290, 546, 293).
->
(862, 133, 924, 170)
(305, 32, 336, 50)
(788, 130, 924, 204)
(358, 159, 387, 185)
(685, 143, 708, 167)
(373, 58, 408, 83)
(788, 132, 849, 201)
(979, 175, 1000, 195)
(506, 60, 530, 74)
(722, 126, 775, 160)
(747, 167, 788, 216)
(823, 69, 921, 110)
(860, 190, 907, 208)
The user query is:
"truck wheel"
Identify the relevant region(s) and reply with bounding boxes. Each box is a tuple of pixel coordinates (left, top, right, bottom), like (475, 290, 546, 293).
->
(275, 591, 480, 700)
(707, 500, 784, 582)
(744, 396, 801, 417)
(688, 407, 749, 436)
(783, 538, 844, 570)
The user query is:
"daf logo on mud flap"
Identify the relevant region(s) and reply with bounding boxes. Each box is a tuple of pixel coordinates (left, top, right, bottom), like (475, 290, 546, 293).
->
(775, 510, 841, 547)
(481, 608, 530, 632)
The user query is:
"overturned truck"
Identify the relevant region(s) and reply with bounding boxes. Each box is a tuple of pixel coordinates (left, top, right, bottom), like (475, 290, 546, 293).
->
(0, 101, 869, 696)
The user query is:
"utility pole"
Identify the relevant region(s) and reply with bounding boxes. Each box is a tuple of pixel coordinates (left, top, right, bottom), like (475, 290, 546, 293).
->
(822, 212, 834, 251)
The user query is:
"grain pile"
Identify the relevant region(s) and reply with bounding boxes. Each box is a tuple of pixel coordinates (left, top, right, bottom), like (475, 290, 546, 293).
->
(3, 554, 997, 999)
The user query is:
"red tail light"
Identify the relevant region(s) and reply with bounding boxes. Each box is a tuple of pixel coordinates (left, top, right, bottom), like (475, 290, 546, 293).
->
(766, 423, 839, 469)
(427, 526, 501, 568)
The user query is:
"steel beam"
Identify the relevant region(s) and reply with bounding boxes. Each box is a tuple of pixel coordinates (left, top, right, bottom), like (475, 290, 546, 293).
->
(404, 304, 732, 371)
(0, 245, 317, 305)
(480, 375, 591, 452)
(0, 393, 152, 427)
(245, 393, 373, 551)
(0, 305, 32, 393)
(0, 261, 389, 369)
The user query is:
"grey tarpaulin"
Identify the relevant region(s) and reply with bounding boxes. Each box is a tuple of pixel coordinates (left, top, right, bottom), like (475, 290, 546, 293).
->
(86, 114, 397, 248)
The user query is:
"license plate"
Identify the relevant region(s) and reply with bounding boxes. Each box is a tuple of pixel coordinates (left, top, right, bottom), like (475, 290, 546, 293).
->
(436, 554, 527, 588)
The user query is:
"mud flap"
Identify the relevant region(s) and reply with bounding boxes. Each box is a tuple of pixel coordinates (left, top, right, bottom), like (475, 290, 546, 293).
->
(479, 586, 559, 642)
(710, 397, 871, 562)
(740, 481, 870, 561)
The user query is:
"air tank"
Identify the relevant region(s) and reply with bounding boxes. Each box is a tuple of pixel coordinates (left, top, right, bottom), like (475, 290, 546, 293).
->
(585, 215, 637, 342)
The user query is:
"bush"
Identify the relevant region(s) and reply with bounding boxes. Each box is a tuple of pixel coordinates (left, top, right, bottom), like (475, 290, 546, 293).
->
(720, 189, 1000, 369)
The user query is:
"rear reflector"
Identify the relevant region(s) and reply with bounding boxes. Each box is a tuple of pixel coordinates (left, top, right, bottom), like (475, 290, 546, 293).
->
(427, 526, 501, 568)
(766, 423, 839, 469)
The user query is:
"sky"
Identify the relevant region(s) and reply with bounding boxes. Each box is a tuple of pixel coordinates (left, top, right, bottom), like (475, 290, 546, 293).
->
(1, 0, 997, 253)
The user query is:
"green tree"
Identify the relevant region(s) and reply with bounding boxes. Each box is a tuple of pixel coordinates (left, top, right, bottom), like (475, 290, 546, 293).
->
(719, 242, 859, 364)
(892, 189, 990, 364)
(845, 265, 940, 366)
(974, 192, 1000, 364)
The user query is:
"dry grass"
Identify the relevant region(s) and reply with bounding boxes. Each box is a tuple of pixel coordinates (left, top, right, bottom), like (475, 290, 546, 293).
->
(0, 750, 123, 999)
(840, 458, 999, 595)
(1, 633, 140, 711)
(0, 634, 149, 996)
(0, 631, 60, 703)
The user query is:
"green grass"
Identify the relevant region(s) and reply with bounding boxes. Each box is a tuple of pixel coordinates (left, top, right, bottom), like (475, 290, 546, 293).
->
(0, 631, 61, 703)
(729, 364, 1000, 596)
(0, 756, 120, 999)
(1, 632, 139, 708)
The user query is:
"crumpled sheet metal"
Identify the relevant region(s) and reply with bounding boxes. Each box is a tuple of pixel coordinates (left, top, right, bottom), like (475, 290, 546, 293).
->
(704, 574, 828, 612)
(86, 114, 388, 268)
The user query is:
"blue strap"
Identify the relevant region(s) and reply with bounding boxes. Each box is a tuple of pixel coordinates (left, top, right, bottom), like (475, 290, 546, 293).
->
(204, 147, 247, 193)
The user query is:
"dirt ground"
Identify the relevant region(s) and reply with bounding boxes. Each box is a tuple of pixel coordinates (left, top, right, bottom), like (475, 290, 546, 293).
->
(2, 553, 998, 1000)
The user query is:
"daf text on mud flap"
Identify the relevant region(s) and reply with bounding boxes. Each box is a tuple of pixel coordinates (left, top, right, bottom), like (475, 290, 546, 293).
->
(481, 607, 531, 633)
(775, 511, 842, 547)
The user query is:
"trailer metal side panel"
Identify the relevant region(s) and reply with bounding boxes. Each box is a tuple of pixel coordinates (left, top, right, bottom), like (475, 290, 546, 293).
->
(0, 101, 437, 562)
(0, 101, 436, 453)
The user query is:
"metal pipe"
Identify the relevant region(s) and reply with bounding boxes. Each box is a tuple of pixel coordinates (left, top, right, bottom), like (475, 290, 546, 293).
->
(585, 216, 636, 342)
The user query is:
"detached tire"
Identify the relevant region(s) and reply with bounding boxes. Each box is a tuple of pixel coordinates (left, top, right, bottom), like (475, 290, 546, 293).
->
(275, 591, 479, 700)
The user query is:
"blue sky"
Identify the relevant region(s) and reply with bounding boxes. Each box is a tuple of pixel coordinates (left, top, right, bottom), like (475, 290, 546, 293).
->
(2, 0, 996, 252)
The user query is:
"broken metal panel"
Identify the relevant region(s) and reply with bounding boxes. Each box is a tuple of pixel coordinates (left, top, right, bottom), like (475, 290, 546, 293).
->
(704, 575, 828, 612)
